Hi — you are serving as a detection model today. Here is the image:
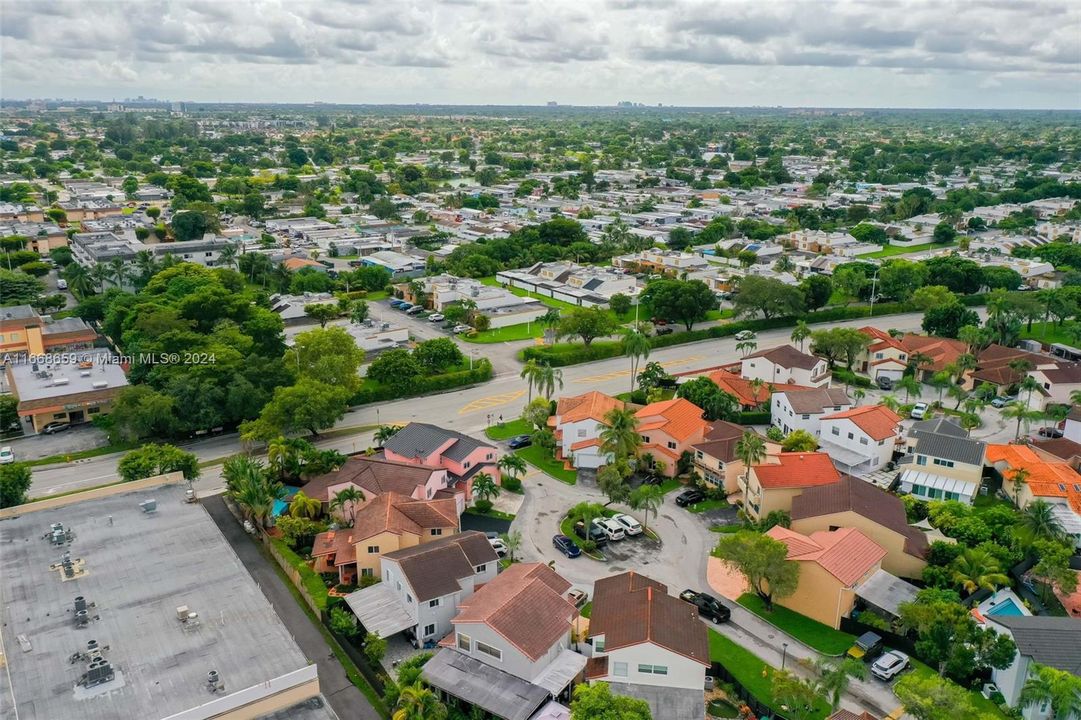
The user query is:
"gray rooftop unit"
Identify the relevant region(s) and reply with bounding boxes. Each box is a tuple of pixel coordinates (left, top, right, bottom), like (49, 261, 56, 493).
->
(140, 499, 157, 513)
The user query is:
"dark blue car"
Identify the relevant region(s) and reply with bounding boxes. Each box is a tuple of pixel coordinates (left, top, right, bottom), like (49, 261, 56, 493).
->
(552, 534, 581, 558)
(508, 434, 532, 449)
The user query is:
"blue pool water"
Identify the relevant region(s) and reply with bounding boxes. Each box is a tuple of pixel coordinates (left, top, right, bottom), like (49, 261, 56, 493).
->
(987, 599, 1024, 616)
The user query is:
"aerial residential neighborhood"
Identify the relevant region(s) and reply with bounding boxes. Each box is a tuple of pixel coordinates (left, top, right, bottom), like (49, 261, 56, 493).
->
(1, 2, 1080, 720)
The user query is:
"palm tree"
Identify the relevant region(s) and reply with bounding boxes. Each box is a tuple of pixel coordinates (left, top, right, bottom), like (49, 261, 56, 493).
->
(897, 375, 922, 403)
(497, 454, 527, 481)
(471, 472, 500, 504)
(538, 307, 561, 330)
(1071, 389, 1081, 406)
(735, 431, 766, 492)
(289, 490, 322, 519)
(629, 484, 664, 536)
(519, 359, 541, 403)
(267, 436, 295, 482)
(736, 338, 757, 358)
(950, 547, 1009, 594)
(393, 681, 447, 720)
(536, 362, 563, 400)
(807, 658, 868, 711)
(599, 407, 641, 462)
(1001, 401, 1043, 441)
(89, 263, 109, 292)
(947, 383, 969, 410)
(330, 486, 365, 526)
(374, 424, 401, 446)
(880, 394, 901, 412)
(218, 243, 239, 269)
(852, 388, 866, 407)
(953, 353, 977, 383)
(1019, 665, 1081, 720)
(908, 351, 934, 380)
(1016, 499, 1068, 545)
(221, 455, 267, 493)
(63, 262, 93, 297)
(790, 320, 810, 352)
(227, 465, 285, 529)
(108, 257, 130, 288)
(133, 250, 158, 285)
(1019, 374, 1041, 405)
(748, 377, 766, 408)
(622, 331, 651, 393)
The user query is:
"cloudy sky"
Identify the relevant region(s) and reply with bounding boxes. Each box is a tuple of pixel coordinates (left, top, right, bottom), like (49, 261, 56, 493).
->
(2, 0, 1079, 109)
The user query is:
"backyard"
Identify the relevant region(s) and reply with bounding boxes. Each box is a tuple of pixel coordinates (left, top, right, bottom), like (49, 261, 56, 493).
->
(484, 418, 533, 441)
(1020, 320, 1078, 347)
(862, 241, 957, 259)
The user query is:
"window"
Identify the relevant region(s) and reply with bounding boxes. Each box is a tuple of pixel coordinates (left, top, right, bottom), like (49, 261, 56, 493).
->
(933, 458, 955, 468)
(87, 407, 100, 415)
(486, 452, 493, 460)
(361, 567, 373, 577)
(429, 598, 440, 608)
(859, 437, 868, 445)
(396, 581, 401, 591)
(457, 633, 471, 652)
(577, 429, 587, 438)
(878, 439, 885, 446)
(594, 637, 605, 652)
(474, 564, 487, 573)
(875, 353, 883, 359)
(847, 432, 854, 440)
(831, 427, 840, 436)
(613, 662, 628, 677)
(637, 664, 668, 675)
(916, 455, 927, 466)
(53, 413, 67, 419)
(431, 528, 443, 536)
(423, 623, 436, 637)
(802, 414, 810, 420)
(696, 451, 703, 460)
(667, 441, 676, 450)
(476, 641, 502, 661)
(406, 593, 413, 604)
(367, 546, 380, 554)
(463, 461, 471, 469)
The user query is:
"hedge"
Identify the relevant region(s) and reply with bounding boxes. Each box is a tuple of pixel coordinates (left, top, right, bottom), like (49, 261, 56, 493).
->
(351, 360, 493, 404)
(831, 368, 874, 387)
(737, 411, 771, 425)
(519, 294, 990, 367)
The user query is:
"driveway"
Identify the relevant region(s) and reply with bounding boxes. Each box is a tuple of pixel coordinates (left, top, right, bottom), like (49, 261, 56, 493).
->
(202, 495, 381, 720)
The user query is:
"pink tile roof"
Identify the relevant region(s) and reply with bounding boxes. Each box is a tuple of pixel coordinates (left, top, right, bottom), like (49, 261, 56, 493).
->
(767, 526, 887, 586)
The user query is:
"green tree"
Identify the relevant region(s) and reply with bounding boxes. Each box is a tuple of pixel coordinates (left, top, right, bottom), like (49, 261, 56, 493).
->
(0, 394, 21, 434)
(328, 606, 359, 637)
(771, 671, 820, 720)
(622, 331, 651, 393)
(676, 377, 738, 422)
(0, 462, 33, 508)
(289, 490, 321, 519)
(363, 631, 387, 665)
(366, 348, 422, 387)
(350, 299, 370, 324)
(1001, 400, 1044, 441)
(521, 397, 552, 431)
(375, 424, 401, 446)
(413, 337, 463, 374)
(732, 276, 803, 320)
(790, 320, 811, 351)
(642, 278, 717, 330)
(330, 486, 365, 526)
(535, 362, 563, 399)
(117, 443, 199, 483)
(290, 326, 365, 392)
(557, 306, 620, 346)
(1030, 539, 1079, 601)
(392, 681, 447, 720)
(950, 547, 1009, 594)
(598, 464, 631, 507)
(250, 379, 351, 438)
(570, 682, 652, 720)
(781, 429, 819, 452)
(608, 293, 632, 316)
(497, 453, 527, 481)
(0, 268, 45, 304)
(1015, 499, 1069, 545)
(893, 672, 978, 720)
(599, 407, 641, 461)
(799, 274, 833, 312)
(1020, 664, 1081, 720)
(922, 303, 980, 339)
(712, 530, 799, 610)
(629, 484, 664, 536)
(471, 472, 500, 507)
(806, 658, 868, 711)
(879, 259, 929, 302)
(303, 302, 339, 328)
(933, 221, 958, 244)
(735, 431, 767, 491)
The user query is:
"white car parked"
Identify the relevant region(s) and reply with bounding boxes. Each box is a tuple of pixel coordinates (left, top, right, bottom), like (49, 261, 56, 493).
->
(871, 650, 910, 681)
(910, 402, 929, 420)
(488, 537, 508, 557)
(593, 518, 626, 541)
(0, 446, 14, 464)
(611, 513, 643, 536)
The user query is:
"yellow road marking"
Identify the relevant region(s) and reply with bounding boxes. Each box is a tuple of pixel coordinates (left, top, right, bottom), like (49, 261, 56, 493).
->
(458, 390, 526, 415)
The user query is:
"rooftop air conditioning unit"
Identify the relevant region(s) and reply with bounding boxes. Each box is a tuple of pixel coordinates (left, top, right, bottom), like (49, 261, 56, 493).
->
(53, 377, 69, 386)
(92, 381, 108, 389)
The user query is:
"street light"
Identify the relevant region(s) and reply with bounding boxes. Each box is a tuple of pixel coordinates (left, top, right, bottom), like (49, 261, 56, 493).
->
(781, 642, 789, 669)
(868, 270, 880, 318)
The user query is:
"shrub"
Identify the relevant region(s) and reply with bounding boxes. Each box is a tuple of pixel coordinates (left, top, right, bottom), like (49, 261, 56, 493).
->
(363, 632, 387, 666)
(475, 499, 493, 514)
(831, 368, 873, 387)
(737, 411, 771, 425)
(328, 605, 359, 638)
(352, 360, 493, 404)
(502, 476, 522, 492)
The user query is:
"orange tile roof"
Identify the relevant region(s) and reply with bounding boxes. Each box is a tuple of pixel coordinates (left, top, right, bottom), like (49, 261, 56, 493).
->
(752, 452, 841, 489)
(987, 443, 1081, 512)
(282, 257, 325, 271)
(570, 437, 602, 451)
(899, 334, 967, 372)
(634, 398, 710, 442)
(767, 526, 887, 585)
(706, 369, 809, 407)
(821, 405, 903, 441)
(556, 391, 624, 425)
(350, 492, 459, 542)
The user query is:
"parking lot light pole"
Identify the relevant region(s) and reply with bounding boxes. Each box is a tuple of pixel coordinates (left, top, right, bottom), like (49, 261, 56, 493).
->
(781, 642, 788, 669)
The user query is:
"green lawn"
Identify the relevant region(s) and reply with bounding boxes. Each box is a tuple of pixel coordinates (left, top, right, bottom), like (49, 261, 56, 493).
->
(23, 441, 140, 468)
(463, 506, 516, 521)
(517, 444, 577, 485)
(688, 499, 730, 513)
(462, 321, 546, 344)
(708, 629, 831, 720)
(972, 494, 1015, 516)
(657, 477, 684, 494)
(364, 290, 388, 302)
(737, 593, 856, 655)
(580, 601, 592, 619)
(863, 241, 957, 259)
(1020, 320, 1078, 347)
(485, 418, 533, 441)
(908, 662, 1009, 719)
(479, 276, 581, 312)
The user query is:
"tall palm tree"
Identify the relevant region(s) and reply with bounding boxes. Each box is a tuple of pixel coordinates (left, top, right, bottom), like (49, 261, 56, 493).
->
(519, 359, 541, 403)
(897, 375, 922, 403)
(89, 263, 110, 292)
(222, 455, 267, 493)
(808, 658, 868, 711)
(1019, 375, 1042, 405)
(330, 487, 365, 526)
(599, 407, 640, 462)
(218, 243, 238, 269)
(497, 453, 527, 481)
(622, 331, 651, 393)
(374, 424, 401, 446)
(267, 436, 294, 482)
(536, 362, 563, 400)
(947, 383, 969, 410)
(108, 257, 130, 288)
(471, 472, 500, 504)
(289, 490, 322, 519)
(950, 547, 1009, 594)
(392, 681, 447, 720)
(1001, 401, 1044, 441)
(748, 378, 766, 408)
(629, 484, 664, 536)
(880, 394, 901, 412)
(227, 465, 285, 529)
(133, 250, 158, 285)
(1016, 499, 1068, 545)
(852, 387, 866, 407)
(791, 320, 811, 352)
(736, 431, 766, 491)
(908, 351, 934, 380)
(64, 262, 94, 297)
(736, 338, 757, 358)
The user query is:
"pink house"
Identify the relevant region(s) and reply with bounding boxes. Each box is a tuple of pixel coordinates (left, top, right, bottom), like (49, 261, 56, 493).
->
(634, 398, 712, 477)
(382, 423, 501, 500)
(301, 455, 463, 515)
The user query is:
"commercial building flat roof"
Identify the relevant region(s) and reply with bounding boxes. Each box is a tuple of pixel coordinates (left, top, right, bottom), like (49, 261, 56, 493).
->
(0, 483, 313, 720)
(7, 351, 129, 402)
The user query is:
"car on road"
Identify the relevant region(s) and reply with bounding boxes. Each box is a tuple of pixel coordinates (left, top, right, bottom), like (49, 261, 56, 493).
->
(594, 518, 626, 541)
(679, 589, 731, 624)
(552, 534, 581, 558)
(453, 324, 472, 333)
(675, 488, 706, 507)
(734, 330, 756, 341)
(871, 650, 910, 681)
(428, 313, 445, 322)
(507, 434, 532, 449)
(573, 520, 608, 547)
(909, 402, 929, 420)
(875, 375, 893, 391)
(406, 306, 424, 315)
(611, 513, 643, 536)
(990, 395, 1016, 408)
(42, 422, 70, 435)
(1038, 426, 1064, 438)
(567, 589, 589, 608)
(0, 446, 13, 464)
(57, 279, 68, 290)
(488, 537, 508, 557)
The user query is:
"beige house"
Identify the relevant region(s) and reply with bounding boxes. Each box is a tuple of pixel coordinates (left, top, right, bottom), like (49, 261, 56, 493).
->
(692, 421, 779, 496)
(790, 476, 928, 579)
(766, 526, 887, 629)
(898, 418, 986, 505)
(743, 452, 841, 522)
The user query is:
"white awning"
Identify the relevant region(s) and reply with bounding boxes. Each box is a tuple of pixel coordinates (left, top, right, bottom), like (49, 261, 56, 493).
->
(344, 583, 414, 638)
(899, 469, 977, 498)
(532, 648, 588, 695)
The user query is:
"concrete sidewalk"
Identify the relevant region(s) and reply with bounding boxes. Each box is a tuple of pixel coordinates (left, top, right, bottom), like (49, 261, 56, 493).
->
(203, 495, 383, 720)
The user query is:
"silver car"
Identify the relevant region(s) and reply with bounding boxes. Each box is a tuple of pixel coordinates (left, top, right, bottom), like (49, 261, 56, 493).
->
(871, 650, 909, 681)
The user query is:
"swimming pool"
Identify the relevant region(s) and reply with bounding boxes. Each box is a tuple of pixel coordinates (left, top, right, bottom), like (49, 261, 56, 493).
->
(987, 598, 1025, 616)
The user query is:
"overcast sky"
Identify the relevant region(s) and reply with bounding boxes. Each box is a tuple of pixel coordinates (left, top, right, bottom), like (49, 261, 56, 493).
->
(3, 0, 1079, 109)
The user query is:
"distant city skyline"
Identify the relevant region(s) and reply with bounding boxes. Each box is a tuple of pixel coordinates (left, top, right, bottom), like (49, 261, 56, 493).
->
(2, 0, 1078, 110)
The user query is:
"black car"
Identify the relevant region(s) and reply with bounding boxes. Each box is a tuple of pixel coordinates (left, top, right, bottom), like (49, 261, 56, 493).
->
(507, 434, 532, 449)
(675, 488, 705, 507)
(552, 534, 582, 558)
(1038, 426, 1064, 438)
(875, 376, 893, 391)
(655, 326, 674, 336)
(573, 520, 608, 546)
(679, 590, 731, 624)
(42, 422, 70, 435)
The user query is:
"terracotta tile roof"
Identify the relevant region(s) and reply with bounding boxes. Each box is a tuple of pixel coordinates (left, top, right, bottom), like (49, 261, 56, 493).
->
(570, 437, 602, 451)
(829, 710, 880, 720)
(555, 391, 624, 425)
(310, 529, 357, 566)
(744, 344, 821, 371)
(705, 369, 809, 407)
(588, 571, 709, 667)
(986, 443, 1081, 511)
(779, 387, 852, 415)
(282, 257, 325, 271)
(384, 531, 498, 602)
(454, 563, 575, 662)
(859, 326, 894, 344)
(900, 334, 967, 372)
(303, 455, 441, 502)
(973, 344, 1048, 386)
(790, 476, 928, 560)
(634, 398, 710, 443)
(350, 492, 459, 542)
(821, 405, 903, 441)
(767, 526, 887, 586)
(752, 453, 841, 489)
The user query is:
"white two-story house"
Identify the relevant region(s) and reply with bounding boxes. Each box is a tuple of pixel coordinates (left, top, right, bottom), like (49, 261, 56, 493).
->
(343, 531, 498, 647)
(984, 616, 1081, 720)
(586, 571, 710, 720)
(818, 405, 903, 476)
(550, 391, 625, 469)
(771, 387, 852, 437)
(423, 563, 585, 720)
(742, 344, 831, 388)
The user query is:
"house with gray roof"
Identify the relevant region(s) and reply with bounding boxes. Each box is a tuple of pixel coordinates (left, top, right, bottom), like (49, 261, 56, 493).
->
(383, 423, 502, 497)
(898, 417, 987, 504)
(985, 616, 1081, 719)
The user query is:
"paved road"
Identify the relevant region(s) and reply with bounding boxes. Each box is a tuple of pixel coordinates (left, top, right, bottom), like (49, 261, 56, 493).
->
(26, 310, 937, 497)
(203, 495, 381, 720)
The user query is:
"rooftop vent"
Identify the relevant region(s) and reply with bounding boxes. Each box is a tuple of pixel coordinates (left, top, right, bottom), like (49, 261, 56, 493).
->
(207, 670, 224, 694)
(92, 381, 108, 389)
(53, 377, 70, 386)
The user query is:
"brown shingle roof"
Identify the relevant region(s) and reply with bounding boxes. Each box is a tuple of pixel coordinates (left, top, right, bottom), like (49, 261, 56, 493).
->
(745, 344, 821, 371)
(588, 571, 709, 667)
(790, 476, 928, 560)
(302, 455, 440, 502)
(351, 492, 458, 543)
(691, 420, 749, 463)
(780, 387, 851, 415)
(384, 531, 497, 602)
